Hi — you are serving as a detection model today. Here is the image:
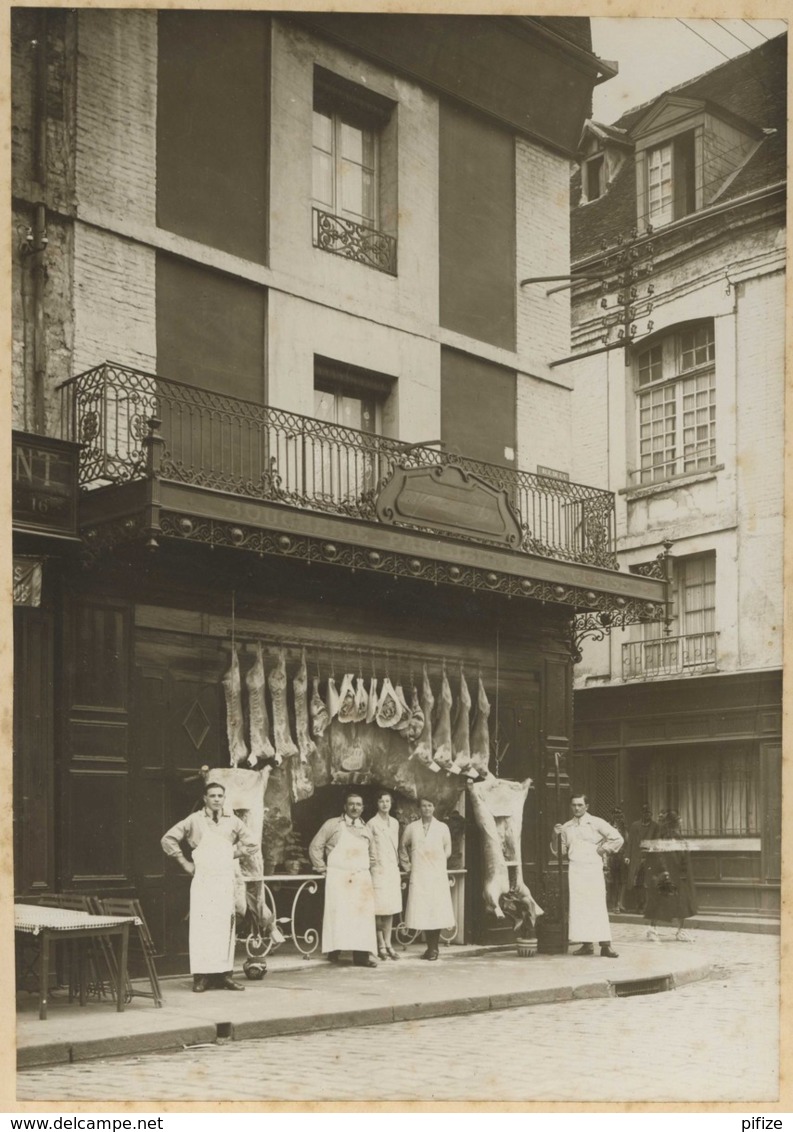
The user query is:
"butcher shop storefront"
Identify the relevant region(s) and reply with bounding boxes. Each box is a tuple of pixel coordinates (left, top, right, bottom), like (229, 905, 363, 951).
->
(15, 401, 667, 973)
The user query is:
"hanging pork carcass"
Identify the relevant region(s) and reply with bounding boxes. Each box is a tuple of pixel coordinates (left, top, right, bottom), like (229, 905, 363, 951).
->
(467, 773, 543, 931)
(222, 645, 250, 767)
(431, 667, 454, 768)
(290, 647, 316, 802)
(268, 648, 299, 760)
(246, 643, 276, 767)
(470, 677, 492, 775)
(450, 665, 473, 773)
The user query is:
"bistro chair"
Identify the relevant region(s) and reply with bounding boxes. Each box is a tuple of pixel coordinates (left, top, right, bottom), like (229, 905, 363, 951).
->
(96, 897, 164, 1007)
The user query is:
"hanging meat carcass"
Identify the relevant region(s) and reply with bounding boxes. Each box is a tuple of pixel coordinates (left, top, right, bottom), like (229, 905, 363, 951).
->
(431, 666, 454, 768)
(409, 664, 438, 771)
(405, 686, 425, 743)
(268, 648, 298, 760)
(336, 673, 357, 723)
(222, 645, 250, 767)
(289, 648, 316, 802)
(375, 677, 401, 728)
(310, 676, 330, 740)
(246, 643, 276, 768)
(392, 683, 412, 733)
(353, 677, 369, 722)
(450, 665, 473, 773)
(470, 677, 492, 775)
(467, 773, 543, 931)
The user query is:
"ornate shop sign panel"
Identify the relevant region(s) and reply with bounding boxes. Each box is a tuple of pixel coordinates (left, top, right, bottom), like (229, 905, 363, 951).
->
(12, 431, 80, 538)
(375, 463, 521, 547)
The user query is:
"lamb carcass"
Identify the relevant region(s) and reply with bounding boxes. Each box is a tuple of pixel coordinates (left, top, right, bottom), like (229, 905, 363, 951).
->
(353, 677, 369, 722)
(393, 683, 412, 733)
(405, 686, 425, 743)
(290, 648, 315, 802)
(375, 677, 401, 729)
(310, 676, 330, 739)
(467, 773, 543, 928)
(450, 666, 473, 773)
(326, 676, 340, 721)
(470, 677, 492, 775)
(431, 667, 454, 768)
(365, 677, 378, 724)
(267, 648, 298, 760)
(246, 643, 276, 767)
(222, 645, 250, 767)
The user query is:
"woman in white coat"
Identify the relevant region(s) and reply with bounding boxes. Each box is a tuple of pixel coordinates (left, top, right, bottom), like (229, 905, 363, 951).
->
(399, 798, 455, 960)
(366, 790, 402, 960)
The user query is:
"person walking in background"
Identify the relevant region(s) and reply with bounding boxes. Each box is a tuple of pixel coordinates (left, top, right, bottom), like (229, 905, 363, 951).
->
(554, 794, 624, 958)
(643, 809, 698, 942)
(309, 792, 379, 967)
(400, 798, 455, 961)
(366, 790, 402, 961)
(161, 781, 258, 993)
(626, 803, 660, 913)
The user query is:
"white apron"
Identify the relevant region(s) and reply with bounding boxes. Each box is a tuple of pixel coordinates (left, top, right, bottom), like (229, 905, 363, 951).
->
(368, 816, 402, 916)
(189, 828, 237, 973)
(405, 820, 455, 931)
(322, 825, 377, 953)
(566, 829, 612, 943)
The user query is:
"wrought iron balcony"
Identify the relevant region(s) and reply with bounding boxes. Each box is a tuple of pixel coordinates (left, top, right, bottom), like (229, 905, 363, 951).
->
(622, 632, 719, 679)
(58, 362, 618, 570)
(313, 207, 397, 275)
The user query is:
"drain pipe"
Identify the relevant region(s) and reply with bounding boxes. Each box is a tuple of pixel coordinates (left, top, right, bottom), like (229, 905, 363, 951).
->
(29, 12, 49, 434)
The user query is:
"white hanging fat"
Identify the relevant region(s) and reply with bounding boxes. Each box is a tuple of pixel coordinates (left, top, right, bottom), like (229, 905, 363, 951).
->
(393, 683, 412, 732)
(365, 677, 379, 724)
(326, 676, 341, 720)
(336, 673, 357, 723)
(222, 644, 250, 767)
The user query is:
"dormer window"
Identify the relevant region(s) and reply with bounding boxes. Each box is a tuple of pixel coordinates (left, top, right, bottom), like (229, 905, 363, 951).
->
(633, 96, 761, 232)
(585, 155, 605, 202)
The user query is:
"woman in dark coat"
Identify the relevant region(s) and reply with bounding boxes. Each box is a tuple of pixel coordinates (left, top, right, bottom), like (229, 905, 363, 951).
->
(643, 810, 698, 942)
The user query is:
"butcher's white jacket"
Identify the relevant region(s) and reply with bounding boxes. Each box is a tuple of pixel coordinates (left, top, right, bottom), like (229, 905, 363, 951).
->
(561, 812, 623, 943)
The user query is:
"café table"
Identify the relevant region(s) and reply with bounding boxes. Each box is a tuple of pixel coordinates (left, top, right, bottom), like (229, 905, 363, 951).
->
(14, 904, 137, 1020)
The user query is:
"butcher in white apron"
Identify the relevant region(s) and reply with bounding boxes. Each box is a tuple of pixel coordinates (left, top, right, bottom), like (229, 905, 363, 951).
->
(399, 798, 455, 961)
(309, 792, 378, 967)
(554, 794, 624, 958)
(162, 781, 259, 991)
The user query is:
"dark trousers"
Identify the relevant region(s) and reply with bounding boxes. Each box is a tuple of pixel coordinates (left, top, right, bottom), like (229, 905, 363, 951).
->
(424, 930, 441, 953)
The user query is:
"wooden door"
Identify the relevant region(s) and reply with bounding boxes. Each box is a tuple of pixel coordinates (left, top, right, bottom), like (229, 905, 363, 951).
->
(131, 633, 227, 974)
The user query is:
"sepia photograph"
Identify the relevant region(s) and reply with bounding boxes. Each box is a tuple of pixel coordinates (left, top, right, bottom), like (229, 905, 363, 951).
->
(8, 2, 787, 1110)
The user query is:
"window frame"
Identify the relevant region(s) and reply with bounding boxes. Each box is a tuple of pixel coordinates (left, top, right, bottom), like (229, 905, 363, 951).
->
(633, 321, 716, 485)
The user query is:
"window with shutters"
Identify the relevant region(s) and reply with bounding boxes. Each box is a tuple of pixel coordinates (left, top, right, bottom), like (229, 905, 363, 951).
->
(633, 321, 716, 485)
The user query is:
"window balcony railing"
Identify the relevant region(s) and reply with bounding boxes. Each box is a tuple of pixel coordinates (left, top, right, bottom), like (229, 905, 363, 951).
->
(58, 362, 618, 569)
(312, 207, 397, 275)
(622, 632, 719, 679)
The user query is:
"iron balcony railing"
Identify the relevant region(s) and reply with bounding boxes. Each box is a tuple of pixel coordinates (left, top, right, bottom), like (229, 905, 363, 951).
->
(622, 632, 719, 679)
(313, 208, 397, 275)
(58, 362, 618, 568)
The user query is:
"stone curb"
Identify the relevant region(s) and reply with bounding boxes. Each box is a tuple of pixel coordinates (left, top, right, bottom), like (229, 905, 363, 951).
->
(17, 962, 713, 1070)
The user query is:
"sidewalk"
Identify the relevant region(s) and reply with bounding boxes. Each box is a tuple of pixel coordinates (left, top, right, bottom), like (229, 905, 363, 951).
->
(17, 923, 726, 1069)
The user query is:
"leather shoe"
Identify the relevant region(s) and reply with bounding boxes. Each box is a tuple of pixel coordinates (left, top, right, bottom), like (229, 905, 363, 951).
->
(426, 949, 439, 961)
(573, 944, 594, 955)
(220, 974, 246, 990)
(328, 951, 341, 964)
(600, 945, 619, 958)
(353, 956, 379, 968)
(192, 974, 209, 993)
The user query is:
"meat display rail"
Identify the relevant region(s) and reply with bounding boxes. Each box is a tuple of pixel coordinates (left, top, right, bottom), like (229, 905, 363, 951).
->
(58, 362, 618, 570)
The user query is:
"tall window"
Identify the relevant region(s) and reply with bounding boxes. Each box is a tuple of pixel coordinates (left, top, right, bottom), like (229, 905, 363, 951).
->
(644, 131, 696, 228)
(635, 321, 716, 484)
(584, 154, 605, 202)
(311, 67, 396, 274)
(624, 552, 717, 679)
(641, 749, 759, 837)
